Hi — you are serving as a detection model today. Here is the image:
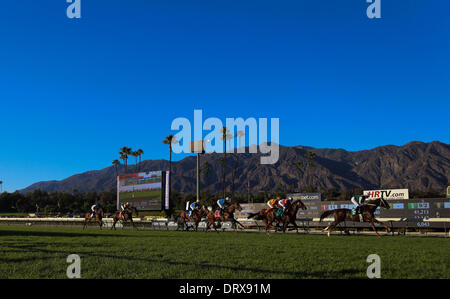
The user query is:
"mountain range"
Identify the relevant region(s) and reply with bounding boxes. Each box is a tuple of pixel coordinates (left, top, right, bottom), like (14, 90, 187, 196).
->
(20, 141, 450, 194)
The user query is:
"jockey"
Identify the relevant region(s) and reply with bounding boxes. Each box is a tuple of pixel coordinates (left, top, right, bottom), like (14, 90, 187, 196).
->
(188, 200, 200, 217)
(90, 203, 99, 218)
(267, 198, 278, 209)
(120, 202, 130, 212)
(217, 197, 231, 213)
(277, 198, 292, 215)
(351, 195, 367, 214)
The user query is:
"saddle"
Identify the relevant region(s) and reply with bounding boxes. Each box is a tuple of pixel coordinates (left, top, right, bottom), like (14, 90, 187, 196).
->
(351, 208, 364, 222)
(276, 208, 284, 217)
(214, 210, 221, 219)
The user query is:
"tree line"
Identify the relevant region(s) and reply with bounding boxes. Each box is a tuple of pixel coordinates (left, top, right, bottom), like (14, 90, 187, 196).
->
(0, 187, 444, 217)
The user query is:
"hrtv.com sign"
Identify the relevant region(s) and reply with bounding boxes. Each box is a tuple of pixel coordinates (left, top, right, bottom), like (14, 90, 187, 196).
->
(364, 189, 409, 200)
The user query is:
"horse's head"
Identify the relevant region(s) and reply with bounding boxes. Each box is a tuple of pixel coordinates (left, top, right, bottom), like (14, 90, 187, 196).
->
(133, 206, 139, 216)
(293, 200, 307, 211)
(201, 205, 209, 214)
(379, 197, 390, 209)
(366, 197, 390, 210)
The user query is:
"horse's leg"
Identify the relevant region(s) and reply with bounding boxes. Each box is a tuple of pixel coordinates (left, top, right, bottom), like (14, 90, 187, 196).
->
(206, 217, 213, 232)
(213, 220, 219, 233)
(291, 219, 299, 233)
(130, 218, 138, 230)
(282, 220, 288, 233)
(324, 221, 339, 237)
(112, 218, 117, 230)
(263, 218, 271, 235)
(83, 219, 87, 229)
(195, 220, 199, 232)
(370, 220, 380, 237)
(373, 218, 390, 233)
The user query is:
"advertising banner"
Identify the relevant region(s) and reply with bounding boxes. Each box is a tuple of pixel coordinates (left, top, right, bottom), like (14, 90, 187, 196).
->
(363, 189, 409, 200)
(287, 193, 321, 202)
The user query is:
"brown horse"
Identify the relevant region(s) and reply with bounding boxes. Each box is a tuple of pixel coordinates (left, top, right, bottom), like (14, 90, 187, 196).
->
(279, 200, 307, 233)
(176, 205, 209, 231)
(248, 200, 307, 234)
(319, 197, 391, 237)
(111, 207, 139, 230)
(83, 207, 104, 229)
(206, 202, 243, 232)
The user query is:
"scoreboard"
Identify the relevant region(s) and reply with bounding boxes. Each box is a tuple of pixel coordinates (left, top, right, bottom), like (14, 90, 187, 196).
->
(299, 198, 450, 228)
(117, 171, 170, 211)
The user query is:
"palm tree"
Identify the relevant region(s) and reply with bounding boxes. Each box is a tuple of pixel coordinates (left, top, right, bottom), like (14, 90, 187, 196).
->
(231, 131, 244, 196)
(236, 130, 245, 150)
(220, 127, 230, 198)
(119, 146, 132, 173)
(131, 151, 139, 172)
(162, 135, 179, 201)
(226, 133, 233, 152)
(136, 149, 144, 171)
(112, 159, 120, 178)
(0, 180, 3, 193)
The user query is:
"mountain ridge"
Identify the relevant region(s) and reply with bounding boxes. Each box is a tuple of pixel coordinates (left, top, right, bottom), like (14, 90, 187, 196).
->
(20, 141, 450, 194)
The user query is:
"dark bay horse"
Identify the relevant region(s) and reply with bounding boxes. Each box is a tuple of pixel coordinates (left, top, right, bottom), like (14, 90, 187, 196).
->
(206, 202, 244, 232)
(248, 200, 307, 234)
(176, 205, 209, 231)
(319, 197, 391, 237)
(111, 207, 139, 230)
(83, 208, 104, 229)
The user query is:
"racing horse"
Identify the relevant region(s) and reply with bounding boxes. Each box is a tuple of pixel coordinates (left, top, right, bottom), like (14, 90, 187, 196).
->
(83, 207, 104, 229)
(206, 202, 244, 232)
(176, 205, 209, 231)
(279, 200, 307, 233)
(248, 200, 307, 234)
(319, 197, 391, 237)
(111, 206, 139, 230)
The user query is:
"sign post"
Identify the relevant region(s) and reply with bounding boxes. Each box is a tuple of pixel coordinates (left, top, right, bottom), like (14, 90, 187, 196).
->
(190, 140, 207, 202)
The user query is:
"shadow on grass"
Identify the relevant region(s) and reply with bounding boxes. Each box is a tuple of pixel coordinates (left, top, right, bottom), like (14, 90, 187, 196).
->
(1, 242, 362, 278)
(0, 229, 131, 238)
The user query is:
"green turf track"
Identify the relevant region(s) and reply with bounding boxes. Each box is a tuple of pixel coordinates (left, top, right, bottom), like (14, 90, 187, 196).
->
(0, 226, 448, 279)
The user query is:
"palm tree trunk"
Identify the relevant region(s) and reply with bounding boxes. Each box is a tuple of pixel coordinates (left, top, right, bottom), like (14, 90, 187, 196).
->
(223, 142, 227, 198)
(169, 145, 172, 202)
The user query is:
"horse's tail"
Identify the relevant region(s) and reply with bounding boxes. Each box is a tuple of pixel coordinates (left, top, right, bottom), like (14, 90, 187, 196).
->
(247, 212, 264, 220)
(247, 212, 258, 219)
(319, 210, 335, 222)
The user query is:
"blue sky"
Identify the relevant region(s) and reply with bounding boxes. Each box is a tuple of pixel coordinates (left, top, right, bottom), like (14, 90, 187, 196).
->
(0, 1, 449, 192)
